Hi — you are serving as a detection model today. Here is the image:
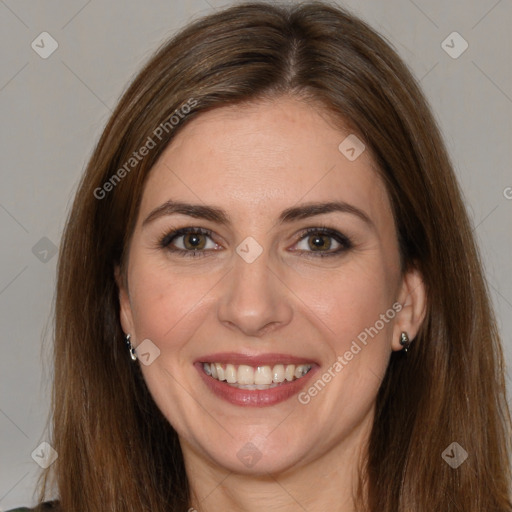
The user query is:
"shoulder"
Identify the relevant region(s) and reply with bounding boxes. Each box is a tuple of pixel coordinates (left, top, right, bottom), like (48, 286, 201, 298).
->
(5, 501, 60, 512)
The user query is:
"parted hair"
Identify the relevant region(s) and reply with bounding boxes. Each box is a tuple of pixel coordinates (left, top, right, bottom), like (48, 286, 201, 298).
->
(38, 1, 511, 511)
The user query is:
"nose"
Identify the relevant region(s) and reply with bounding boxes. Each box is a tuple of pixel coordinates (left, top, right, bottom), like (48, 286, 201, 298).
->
(216, 247, 294, 337)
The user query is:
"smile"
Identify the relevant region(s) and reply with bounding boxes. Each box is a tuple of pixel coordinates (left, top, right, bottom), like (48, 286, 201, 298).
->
(202, 362, 313, 389)
(195, 352, 318, 406)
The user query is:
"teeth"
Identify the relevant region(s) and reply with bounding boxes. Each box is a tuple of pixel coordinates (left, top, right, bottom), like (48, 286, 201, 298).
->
(225, 364, 237, 383)
(237, 365, 254, 385)
(272, 364, 285, 383)
(215, 363, 225, 381)
(254, 365, 272, 385)
(295, 365, 310, 378)
(202, 362, 312, 387)
(285, 364, 295, 381)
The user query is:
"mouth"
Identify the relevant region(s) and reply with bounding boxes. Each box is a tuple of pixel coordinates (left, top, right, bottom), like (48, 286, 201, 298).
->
(195, 353, 318, 407)
(202, 362, 313, 389)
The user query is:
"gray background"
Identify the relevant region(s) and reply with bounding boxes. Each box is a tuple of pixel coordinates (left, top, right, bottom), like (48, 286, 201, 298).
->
(0, 0, 511, 508)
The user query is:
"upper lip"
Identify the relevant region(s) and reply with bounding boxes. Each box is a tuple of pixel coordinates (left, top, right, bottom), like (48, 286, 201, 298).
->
(195, 352, 319, 366)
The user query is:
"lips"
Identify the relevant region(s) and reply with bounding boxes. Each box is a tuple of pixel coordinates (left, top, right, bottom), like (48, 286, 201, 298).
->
(195, 352, 318, 407)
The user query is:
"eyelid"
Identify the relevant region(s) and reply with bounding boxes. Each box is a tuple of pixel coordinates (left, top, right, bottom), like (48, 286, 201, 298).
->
(291, 226, 352, 257)
(157, 225, 352, 258)
(160, 226, 216, 248)
(158, 226, 220, 258)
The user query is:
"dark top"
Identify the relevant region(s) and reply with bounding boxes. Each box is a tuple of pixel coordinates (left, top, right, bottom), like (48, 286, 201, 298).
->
(6, 501, 60, 511)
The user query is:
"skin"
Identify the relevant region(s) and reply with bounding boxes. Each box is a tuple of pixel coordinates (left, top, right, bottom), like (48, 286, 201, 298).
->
(116, 96, 426, 511)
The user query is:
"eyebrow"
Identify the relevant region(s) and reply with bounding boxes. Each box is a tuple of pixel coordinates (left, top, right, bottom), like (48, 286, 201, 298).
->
(142, 200, 374, 229)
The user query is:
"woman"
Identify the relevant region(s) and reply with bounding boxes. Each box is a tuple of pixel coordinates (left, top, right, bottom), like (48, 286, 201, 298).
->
(9, 1, 511, 511)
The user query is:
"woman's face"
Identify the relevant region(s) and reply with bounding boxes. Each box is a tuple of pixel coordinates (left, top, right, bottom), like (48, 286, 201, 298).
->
(117, 96, 425, 477)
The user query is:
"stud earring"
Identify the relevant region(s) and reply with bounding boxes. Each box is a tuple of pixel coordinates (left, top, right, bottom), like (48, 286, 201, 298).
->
(400, 331, 411, 352)
(125, 333, 137, 361)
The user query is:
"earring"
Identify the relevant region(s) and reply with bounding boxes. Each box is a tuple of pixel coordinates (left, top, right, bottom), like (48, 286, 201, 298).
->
(400, 331, 411, 352)
(125, 333, 137, 361)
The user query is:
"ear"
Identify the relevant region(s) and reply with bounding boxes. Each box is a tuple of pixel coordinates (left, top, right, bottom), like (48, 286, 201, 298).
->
(391, 267, 427, 351)
(114, 265, 135, 337)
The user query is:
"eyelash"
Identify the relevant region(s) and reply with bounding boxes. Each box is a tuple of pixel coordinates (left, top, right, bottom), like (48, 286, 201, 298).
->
(158, 226, 353, 259)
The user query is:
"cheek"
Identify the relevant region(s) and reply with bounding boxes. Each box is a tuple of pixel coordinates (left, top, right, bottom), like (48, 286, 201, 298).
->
(125, 258, 215, 432)
(296, 260, 397, 341)
(127, 256, 215, 346)
(290, 257, 398, 403)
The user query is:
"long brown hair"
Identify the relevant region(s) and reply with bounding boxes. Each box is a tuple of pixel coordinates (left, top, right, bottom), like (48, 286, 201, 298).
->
(37, 2, 511, 510)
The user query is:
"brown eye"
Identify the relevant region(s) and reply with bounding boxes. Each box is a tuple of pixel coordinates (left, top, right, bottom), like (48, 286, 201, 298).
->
(294, 228, 352, 257)
(182, 232, 207, 250)
(307, 233, 333, 251)
(160, 227, 219, 257)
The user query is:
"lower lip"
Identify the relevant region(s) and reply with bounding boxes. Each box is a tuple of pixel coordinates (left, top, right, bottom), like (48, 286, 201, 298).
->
(195, 363, 317, 407)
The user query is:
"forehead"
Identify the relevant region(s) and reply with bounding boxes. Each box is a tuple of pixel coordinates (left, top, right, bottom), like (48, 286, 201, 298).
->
(138, 96, 392, 231)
